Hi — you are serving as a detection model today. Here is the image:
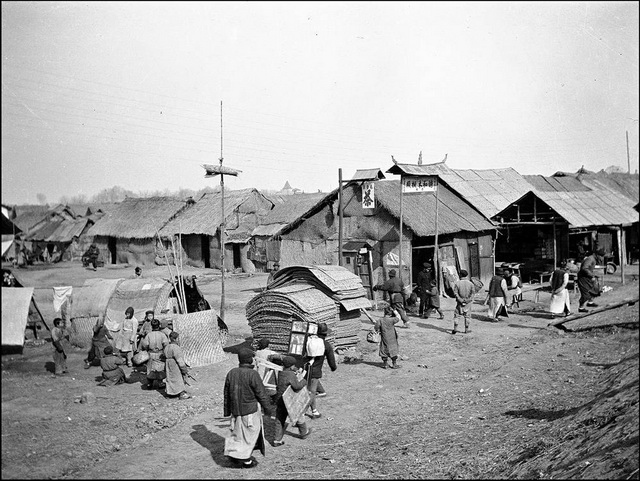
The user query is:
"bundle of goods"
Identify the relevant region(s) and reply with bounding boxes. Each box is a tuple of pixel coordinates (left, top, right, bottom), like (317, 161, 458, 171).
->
(246, 283, 338, 353)
(248, 265, 371, 353)
(267, 265, 371, 311)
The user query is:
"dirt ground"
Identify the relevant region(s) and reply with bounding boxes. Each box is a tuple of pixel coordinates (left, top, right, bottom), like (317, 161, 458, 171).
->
(1, 262, 638, 480)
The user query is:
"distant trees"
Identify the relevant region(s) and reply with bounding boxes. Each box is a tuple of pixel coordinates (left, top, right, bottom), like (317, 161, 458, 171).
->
(56, 184, 221, 205)
(36, 193, 47, 205)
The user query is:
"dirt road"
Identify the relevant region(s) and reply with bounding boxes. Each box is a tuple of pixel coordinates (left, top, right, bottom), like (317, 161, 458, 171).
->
(1, 263, 638, 479)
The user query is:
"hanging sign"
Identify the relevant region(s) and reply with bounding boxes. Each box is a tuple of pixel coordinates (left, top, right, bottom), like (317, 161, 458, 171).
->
(362, 182, 375, 209)
(402, 175, 438, 193)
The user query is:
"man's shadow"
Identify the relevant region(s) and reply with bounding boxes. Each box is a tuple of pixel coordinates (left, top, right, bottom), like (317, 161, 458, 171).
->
(190, 423, 238, 468)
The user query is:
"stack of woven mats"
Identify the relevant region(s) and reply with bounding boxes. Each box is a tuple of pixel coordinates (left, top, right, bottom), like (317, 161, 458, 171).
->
(247, 265, 371, 353)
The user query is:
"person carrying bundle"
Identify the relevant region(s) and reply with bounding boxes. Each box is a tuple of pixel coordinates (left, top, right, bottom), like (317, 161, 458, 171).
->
(271, 356, 312, 446)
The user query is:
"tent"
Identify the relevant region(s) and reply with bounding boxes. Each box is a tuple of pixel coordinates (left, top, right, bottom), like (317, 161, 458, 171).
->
(1, 287, 46, 348)
(104, 278, 175, 326)
(69, 278, 123, 348)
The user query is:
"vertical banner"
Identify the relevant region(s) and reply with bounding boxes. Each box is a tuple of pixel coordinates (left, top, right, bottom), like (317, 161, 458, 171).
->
(362, 182, 375, 208)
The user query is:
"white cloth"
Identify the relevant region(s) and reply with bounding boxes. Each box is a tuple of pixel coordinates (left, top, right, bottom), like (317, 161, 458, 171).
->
(488, 297, 508, 318)
(52, 286, 73, 313)
(224, 408, 265, 460)
(550, 289, 571, 315)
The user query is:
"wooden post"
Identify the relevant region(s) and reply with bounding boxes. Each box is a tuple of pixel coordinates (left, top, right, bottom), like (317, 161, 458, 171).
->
(618, 226, 625, 285)
(219, 101, 226, 321)
(434, 177, 440, 294)
(552, 220, 557, 269)
(338, 168, 343, 267)
(399, 176, 404, 282)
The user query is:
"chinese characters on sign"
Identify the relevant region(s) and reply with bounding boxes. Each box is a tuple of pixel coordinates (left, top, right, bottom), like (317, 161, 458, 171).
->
(362, 182, 375, 208)
(402, 175, 438, 193)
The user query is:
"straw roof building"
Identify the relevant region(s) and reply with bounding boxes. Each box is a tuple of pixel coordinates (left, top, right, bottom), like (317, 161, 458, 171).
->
(87, 196, 192, 266)
(158, 188, 273, 272)
(270, 176, 497, 293)
(250, 192, 327, 271)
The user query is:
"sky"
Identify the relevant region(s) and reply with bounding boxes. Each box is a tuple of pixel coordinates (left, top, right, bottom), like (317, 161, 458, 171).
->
(2, 1, 639, 205)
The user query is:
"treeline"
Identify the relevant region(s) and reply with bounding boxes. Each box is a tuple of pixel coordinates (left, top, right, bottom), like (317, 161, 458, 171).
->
(57, 185, 281, 205)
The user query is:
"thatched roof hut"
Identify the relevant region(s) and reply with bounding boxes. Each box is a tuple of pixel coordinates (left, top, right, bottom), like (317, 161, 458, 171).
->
(86, 197, 192, 266)
(88, 197, 190, 239)
(158, 189, 273, 271)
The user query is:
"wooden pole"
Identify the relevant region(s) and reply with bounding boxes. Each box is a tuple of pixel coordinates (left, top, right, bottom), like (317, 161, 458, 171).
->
(434, 177, 440, 294)
(627, 130, 631, 174)
(553, 220, 557, 269)
(219, 101, 226, 321)
(157, 230, 183, 313)
(618, 226, 625, 285)
(548, 296, 639, 327)
(338, 168, 343, 266)
(399, 176, 404, 282)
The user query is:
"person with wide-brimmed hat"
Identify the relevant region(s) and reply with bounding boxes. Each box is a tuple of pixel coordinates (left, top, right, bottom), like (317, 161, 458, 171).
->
(223, 349, 273, 469)
(577, 248, 605, 312)
(373, 269, 410, 328)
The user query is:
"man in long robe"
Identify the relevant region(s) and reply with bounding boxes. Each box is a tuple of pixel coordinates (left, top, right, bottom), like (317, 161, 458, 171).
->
(373, 269, 410, 328)
(550, 264, 572, 317)
(374, 315, 401, 369)
(164, 331, 191, 400)
(223, 349, 273, 469)
(487, 269, 509, 322)
(578, 248, 604, 312)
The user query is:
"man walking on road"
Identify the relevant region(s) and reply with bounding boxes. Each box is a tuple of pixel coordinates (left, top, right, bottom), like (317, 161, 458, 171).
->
(223, 349, 273, 469)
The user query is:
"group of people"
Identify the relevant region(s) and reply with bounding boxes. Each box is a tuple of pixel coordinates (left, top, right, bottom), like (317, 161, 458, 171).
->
(222, 322, 336, 469)
(80, 307, 191, 399)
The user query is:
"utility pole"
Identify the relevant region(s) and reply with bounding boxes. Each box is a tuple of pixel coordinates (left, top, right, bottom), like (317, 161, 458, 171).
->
(338, 168, 343, 266)
(627, 130, 631, 174)
(201, 102, 241, 322)
(219, 101, 226, 320)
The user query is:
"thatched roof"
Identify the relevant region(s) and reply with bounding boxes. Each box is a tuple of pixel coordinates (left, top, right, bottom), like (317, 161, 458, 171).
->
(275, 179, 495, 239)
(87, 197, 190, 239)
(12, 206, 50, 232)
(373, 181, 496, 235)
(159, 188, 272, 237)
(264, 193, 328, 224)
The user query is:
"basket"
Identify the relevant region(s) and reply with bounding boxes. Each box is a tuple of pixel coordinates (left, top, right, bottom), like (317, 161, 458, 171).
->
(132, 350, 150, 365)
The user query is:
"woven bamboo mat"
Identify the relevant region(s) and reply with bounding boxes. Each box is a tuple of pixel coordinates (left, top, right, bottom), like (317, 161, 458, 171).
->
(172, 309, 227, 367)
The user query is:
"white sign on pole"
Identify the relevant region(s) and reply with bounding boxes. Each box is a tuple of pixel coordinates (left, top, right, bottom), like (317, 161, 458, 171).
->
(402, 175, 438, 193)
(362, 182, 375, 208)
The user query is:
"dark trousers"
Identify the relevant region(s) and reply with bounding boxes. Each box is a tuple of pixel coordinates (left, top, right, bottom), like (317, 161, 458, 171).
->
(274, 401, 308, 442)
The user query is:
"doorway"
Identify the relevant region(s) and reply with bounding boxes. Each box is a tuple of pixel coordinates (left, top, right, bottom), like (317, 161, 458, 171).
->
(232, 244, 241, 269)
(468, 242, 480, 279)
(201, 235, 211, 268)
(108, 237, 117, 264)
